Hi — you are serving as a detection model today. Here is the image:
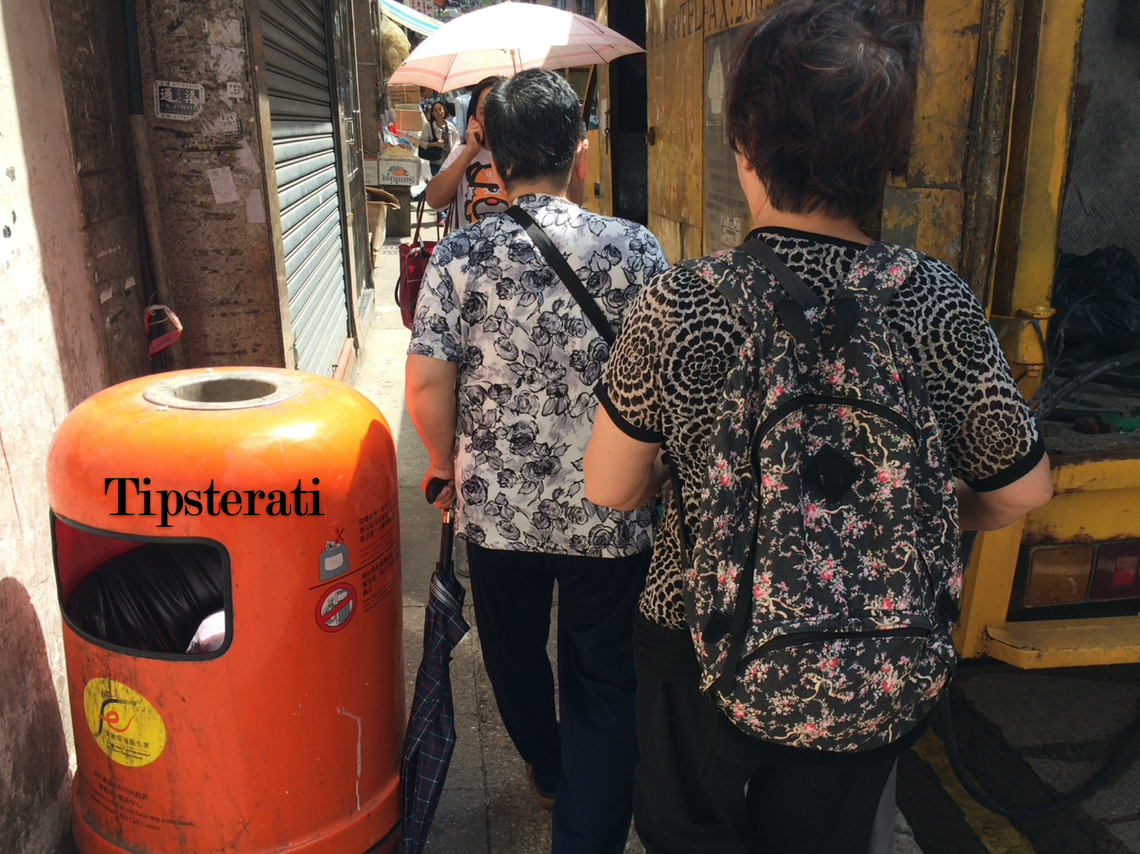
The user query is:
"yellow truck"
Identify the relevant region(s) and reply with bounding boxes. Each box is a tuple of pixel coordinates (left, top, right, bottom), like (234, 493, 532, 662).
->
(588, 0, 1140, 669)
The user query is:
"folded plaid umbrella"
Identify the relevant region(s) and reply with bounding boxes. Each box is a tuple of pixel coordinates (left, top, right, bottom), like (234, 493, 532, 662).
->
(401, 494, 469, 854)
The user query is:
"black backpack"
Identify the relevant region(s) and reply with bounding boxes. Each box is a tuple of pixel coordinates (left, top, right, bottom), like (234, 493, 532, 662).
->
(674, 238, 962, 752)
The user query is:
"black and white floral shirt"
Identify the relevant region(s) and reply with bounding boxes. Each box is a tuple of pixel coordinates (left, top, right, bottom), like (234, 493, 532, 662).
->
(409, 194, 670, 557)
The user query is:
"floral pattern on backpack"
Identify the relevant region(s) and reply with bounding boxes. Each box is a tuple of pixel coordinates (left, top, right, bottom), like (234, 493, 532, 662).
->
(679, 240, 962, 752)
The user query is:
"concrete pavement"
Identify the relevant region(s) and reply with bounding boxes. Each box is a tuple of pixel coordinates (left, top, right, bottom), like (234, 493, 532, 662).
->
(352, 231, 925, 854)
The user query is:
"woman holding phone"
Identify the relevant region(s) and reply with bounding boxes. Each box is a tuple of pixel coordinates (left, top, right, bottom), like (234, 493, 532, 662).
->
(425, 76, 509, 226)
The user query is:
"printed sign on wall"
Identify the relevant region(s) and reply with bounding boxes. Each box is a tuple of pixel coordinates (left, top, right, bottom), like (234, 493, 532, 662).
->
(155, 81, 205, 120)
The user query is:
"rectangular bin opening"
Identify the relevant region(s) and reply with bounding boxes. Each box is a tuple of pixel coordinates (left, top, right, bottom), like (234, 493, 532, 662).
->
(53, 515, 232, 659)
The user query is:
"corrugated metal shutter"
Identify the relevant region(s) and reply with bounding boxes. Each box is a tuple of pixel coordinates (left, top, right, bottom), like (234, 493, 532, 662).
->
(261, 0, 349, 376)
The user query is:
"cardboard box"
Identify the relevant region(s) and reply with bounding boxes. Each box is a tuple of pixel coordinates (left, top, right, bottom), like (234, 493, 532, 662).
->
(395, 105, 425, 134)
(373, 156, 421, 186)
(388, 83, 421, 106)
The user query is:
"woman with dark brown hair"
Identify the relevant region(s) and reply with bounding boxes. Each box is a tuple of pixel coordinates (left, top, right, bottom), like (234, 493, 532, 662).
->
(584, 2, 1052, 852)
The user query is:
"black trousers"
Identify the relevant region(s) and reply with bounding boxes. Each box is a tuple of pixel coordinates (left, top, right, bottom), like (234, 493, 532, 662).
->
(466, 542, 649, 854)
(632, 617, 897, 854)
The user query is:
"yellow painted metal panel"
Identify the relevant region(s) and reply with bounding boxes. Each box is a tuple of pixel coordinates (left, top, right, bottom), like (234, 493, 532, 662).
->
(879, 186, 965, 268)
(987, 617, 1140, 669)
(990, 308, 1055, 396)
(596, 0, 613, 217)
(909, 0, 985, 188)
(702, 0, 767, 36)
(954, 521, 1026, 659)
(648, 211, 682, 267)
(959, 0, 1021, 311)
(1022, 487, 1140, 542)
(584, 128, 602, 215)
(646, 0, 706, 249)
(1006, 0, 1085, 313)
(681, 222, 702, 263)
(1050, 457, 1140, 494)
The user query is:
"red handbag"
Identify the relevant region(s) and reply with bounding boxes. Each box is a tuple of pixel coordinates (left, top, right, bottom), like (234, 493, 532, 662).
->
(395, 195, 453, 330)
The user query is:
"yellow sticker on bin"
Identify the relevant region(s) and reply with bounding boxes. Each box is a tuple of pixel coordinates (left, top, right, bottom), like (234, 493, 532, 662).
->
(84, 678, 167, 768)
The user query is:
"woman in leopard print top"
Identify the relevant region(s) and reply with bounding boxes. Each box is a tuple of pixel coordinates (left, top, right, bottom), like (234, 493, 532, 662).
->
(583, 2, 1053, 853)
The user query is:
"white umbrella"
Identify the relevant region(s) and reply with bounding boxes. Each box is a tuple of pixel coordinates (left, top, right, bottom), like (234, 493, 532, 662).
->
(387, 1, 644, 92)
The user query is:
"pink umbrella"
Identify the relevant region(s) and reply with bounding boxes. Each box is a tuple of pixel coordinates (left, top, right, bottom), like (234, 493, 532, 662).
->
(387, 1, 644, 92)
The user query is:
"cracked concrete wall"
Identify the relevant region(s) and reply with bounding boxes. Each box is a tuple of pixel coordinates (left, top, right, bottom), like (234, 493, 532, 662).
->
(133, 0, 286, 368)
(49, 0, 152, 384)
(0, 0, 111, 850)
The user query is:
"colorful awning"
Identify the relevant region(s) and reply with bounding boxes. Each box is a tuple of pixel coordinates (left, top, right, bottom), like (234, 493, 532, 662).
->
(379, 0, 442, 37)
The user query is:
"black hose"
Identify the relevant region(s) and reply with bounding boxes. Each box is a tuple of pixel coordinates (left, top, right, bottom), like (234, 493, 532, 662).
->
(938, 689, 1140, 819)
(1035, 346, 1140, 420)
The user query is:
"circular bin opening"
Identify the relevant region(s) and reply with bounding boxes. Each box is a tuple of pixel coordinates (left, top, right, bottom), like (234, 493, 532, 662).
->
(143, 372, 302, 411)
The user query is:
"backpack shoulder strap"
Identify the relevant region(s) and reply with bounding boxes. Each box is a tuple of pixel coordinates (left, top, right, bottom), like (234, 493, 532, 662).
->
(735, 238, 924, 353)
(843, 242, 925, 303)
(739, 238, 822, 311)
(666, 249, 770, 571)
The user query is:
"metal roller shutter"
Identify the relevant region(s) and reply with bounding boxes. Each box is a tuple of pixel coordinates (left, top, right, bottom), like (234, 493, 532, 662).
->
(261, 0, 350, 376)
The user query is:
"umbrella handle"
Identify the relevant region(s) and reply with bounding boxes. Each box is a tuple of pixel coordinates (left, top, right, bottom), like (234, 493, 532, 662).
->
(426, 477, 456, 571)
(437, 514, 455, 573)
(425, 477, 449, 504)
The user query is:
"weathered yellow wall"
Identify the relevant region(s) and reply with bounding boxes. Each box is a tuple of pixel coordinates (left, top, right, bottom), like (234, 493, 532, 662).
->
(881, 0, 986, 270)
(645, 0, 771, 261)
(646, 0, 705, 262)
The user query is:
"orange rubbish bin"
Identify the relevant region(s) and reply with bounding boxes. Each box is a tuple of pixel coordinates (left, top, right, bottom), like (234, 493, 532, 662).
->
(47, 368, 404, 854)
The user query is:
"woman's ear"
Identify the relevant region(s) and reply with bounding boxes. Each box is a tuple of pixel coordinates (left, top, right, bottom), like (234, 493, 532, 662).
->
(735, 149, 771, 219)
(574, 138, 589, 181)
(567, 139, 590, 205)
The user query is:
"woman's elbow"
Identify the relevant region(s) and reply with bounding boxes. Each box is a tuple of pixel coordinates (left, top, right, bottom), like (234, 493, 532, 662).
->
(425, 184, 447, 210)
(964, 457, 1054, 531)
(584, 462, 643, 511)
(585, 481, 642, 512)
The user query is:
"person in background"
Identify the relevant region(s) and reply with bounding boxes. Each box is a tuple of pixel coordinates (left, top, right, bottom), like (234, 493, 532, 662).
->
(420, 100, 460, 178)
(425, 75, 509, 226)
(583, 2, 1054, 853)
(452, 87, 472, 135)
(406, 69, 669, 854)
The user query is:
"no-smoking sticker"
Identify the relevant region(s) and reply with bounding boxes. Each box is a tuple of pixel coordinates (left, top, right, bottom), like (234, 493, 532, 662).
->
(316, 583, 357, 632)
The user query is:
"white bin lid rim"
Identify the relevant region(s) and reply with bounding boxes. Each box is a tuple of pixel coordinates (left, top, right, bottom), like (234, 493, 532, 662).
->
(143, 371, 303, 410)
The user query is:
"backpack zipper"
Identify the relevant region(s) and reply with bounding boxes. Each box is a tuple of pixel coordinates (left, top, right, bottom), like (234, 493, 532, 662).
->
(736, 625, 931, 671)
(754, 395, 918, 445)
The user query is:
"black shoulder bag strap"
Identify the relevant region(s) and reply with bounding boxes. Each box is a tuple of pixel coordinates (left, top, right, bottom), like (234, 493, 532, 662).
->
(505, 204, 615, 346)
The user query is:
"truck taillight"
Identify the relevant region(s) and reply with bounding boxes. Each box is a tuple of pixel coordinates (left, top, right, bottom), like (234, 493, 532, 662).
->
(1090, 543, 1140, 600)
(1025, 545, 1093, 607)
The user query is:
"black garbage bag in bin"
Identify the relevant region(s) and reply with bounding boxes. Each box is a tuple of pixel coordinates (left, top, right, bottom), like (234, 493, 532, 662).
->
(67, 542, 225, 655)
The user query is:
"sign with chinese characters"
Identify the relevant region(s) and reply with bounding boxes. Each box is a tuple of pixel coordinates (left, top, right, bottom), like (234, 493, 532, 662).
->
(154, 81, 204, 121)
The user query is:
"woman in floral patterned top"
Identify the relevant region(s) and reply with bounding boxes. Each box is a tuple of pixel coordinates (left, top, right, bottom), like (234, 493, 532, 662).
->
(407, 70, 668, 854)
(584, 3, 1053, 854)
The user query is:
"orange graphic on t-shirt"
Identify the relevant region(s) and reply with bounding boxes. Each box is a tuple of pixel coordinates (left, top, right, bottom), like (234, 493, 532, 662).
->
(465, 160, 510, 223)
